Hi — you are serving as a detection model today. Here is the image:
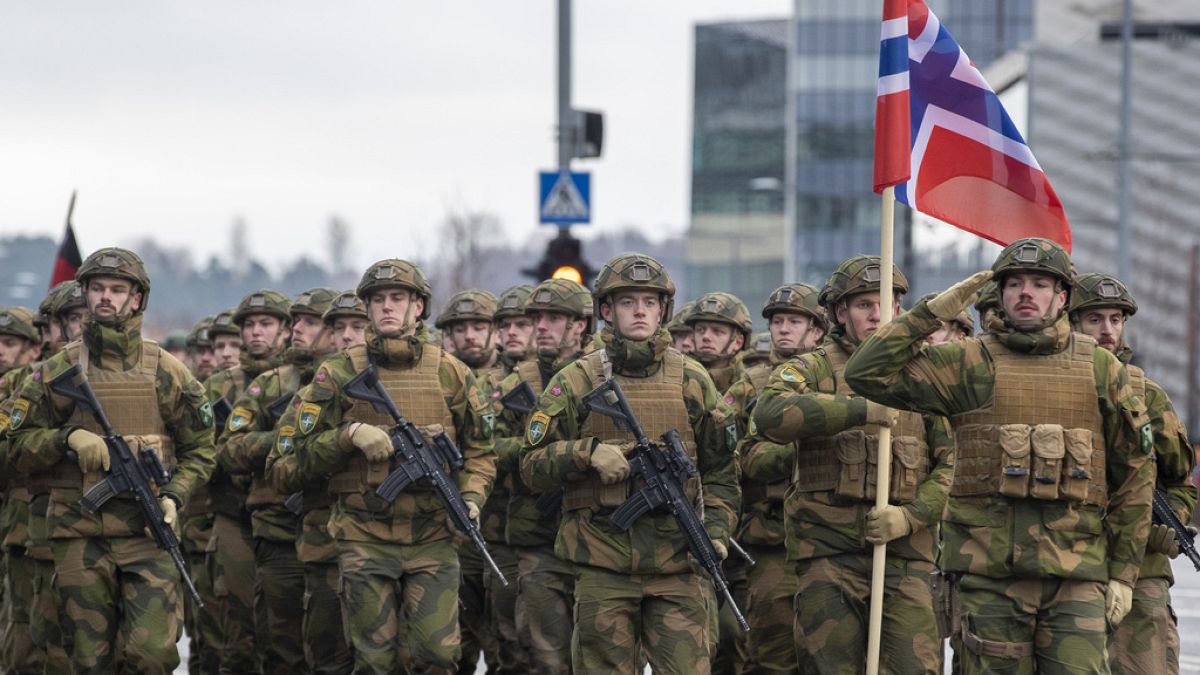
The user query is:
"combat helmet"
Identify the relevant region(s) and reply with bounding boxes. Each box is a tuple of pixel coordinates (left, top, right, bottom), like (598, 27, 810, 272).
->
(40, 281, 77, 328)
(526, 278, 594, 334)
(494, 285, 534, 322)
(0, 307, 38, 344)
(76, 247, 151, 313)
(762, 283, 827, 331)
(290, 287, 338, 320)
(356, 259, 433, 319)
(666, 300, 696, 337)
(209, 309, 240, 337)
(187, 316, 215, 350)
(819, 255, 909, 311)
(435, 289, 498, 330)
(991, 238, 1074, 288)
(686, 292, 753, 343)
(323, 291, 368, 326)
(1068, 273, 1137, 318)
(233, 290, 292, 326)
(592, 253, 676, 323)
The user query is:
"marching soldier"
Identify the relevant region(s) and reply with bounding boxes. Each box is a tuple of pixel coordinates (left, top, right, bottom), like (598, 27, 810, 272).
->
(206, 289, 293, 674)
(520, 253, 739, 675)
(222, 288, 337, 674)
(843, 239, 1154, 673)
(666, 299, 696, 355)
(494, 285, 536, 370)
(722, 282, 827, 674)
(6, 247, 216, 674)
(186, 316, 218, 381)
(1067, 273, 1197, 675)
(751, 256, 954, 674)
(209, 309, 242, 372)
(288, 259, 496, 674)
(328, 291, 369, 350)
(686, 292, 752, 394)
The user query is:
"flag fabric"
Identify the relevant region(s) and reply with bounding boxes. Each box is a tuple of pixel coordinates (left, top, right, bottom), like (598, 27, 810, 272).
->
(873, 0, 1071, 251)
(51, 222, 82, 287)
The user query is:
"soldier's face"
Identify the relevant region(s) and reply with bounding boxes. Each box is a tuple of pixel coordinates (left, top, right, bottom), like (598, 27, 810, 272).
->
(41, 321, 64, 350)
(1076, 308, 1126, 352)
(671, 332, 695, 353)
(1001, 273, 1066, 330)
(332, 317, 368, 349)
(600, 291, 663, 341)
(531, 310, 584, 356)
(925, 322, 965, 346)
(241, 315, 289, 356)
(692, 321, 743, 360)
(192, 347, 217, 379)
(0, 335, 32, 370)
(62, 308, 88, 340)
(85, 277, 142, 324)
(497, 316, 534, 356)
(213, 335, 243, 369)
(448, 320, 492, 359)
(369, 289, 423, 337)
(770, 312, 821, 351)
(290, 314, 330, 352)
(835, 292, 899, 343)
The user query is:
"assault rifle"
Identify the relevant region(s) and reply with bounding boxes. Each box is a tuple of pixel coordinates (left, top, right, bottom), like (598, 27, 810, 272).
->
(582, 378, 749, 631)
(1152, 487, 1200, 571)
(343, 364, 507, 585)
(50, 364, 203, 606)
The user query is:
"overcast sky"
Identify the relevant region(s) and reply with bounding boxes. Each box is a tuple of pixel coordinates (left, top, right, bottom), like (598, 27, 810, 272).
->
(0, 1, 789, 271)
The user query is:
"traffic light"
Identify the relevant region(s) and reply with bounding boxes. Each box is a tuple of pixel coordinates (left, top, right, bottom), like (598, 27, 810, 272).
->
(524, 228, 594, 287)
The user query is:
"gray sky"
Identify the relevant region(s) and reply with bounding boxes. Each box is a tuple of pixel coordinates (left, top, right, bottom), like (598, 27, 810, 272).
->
(0, 1, 788, 271)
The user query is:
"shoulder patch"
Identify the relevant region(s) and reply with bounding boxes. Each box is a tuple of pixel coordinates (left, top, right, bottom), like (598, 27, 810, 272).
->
(298, 402, 322, 435)
(228, 406, 254, 432)
(527, 410, 551, 446)
(276, 426, 296, 454)
(9, 399, 30, 430)
(550, 385, 563, 396)
(198, 401, 214, 428)
(779, 365, 804, 384)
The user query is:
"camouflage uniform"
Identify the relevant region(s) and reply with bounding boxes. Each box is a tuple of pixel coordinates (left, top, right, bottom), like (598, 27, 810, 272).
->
(751, 259, 953, 675)
(1067, 273, 1198, 675)
(842, 240, 1154, 674)
(686, 292, 753, 394)
(289, 260, 496, 674)
(520, 254, 739, 675)
(722, 283, 827, 675)
(666, 300, 697, 355)
(206, 290, 293, 674)
(6, 248, 216, 674)
(222, 288, 336, 674)
(263, 291, 366, 675)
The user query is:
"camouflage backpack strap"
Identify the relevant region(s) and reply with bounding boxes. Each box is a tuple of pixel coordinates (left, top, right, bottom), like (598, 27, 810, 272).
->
(1126, 364, 1146, 400)
(140, 339, 161, 377)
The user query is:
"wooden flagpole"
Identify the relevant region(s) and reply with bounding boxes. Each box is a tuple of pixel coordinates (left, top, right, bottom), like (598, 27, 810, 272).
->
(865, 186, 897, 675)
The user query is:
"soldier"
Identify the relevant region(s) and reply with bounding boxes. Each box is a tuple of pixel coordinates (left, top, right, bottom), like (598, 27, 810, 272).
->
(666, 299, 697, 355)
(494, 285, 536, 371)
(842, 239, 1154, 673)
(687, 292, 752, 395)
(437, 289, 500, 372)
(721, 283, 827, 674)
(206, 289, 293, 674)
(164, 331, 189, 363)
(750, 256, 954, 675)
(222, 288, 337, 674)
(520, 253, 739, 675)
(501, 278, 592, 674)
(263, 291, 368, 675)
(36, 282, 74, 358)
(209, 309, 242, 371)
(6, 247, 216, 674)
(288, 258, 496, 674)
(918, 292, 975, 345)
(186, 316, 218, 380)
(1067, 273, 1197, 675)
(738, 331, 773, 371)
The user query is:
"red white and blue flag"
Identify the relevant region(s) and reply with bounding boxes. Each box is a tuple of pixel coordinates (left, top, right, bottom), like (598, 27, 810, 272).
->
(873, 0, 1071, 251)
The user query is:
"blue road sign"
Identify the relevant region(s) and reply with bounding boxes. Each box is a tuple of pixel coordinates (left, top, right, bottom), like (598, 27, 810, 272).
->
(539, 171, 590, 225)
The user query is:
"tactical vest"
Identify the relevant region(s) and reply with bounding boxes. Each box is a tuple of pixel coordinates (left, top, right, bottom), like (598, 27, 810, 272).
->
(1127, 364, 1146, 400)
(563, 349, 698, 511)
(741, 361, 789, 504)
(43, 340, 174, 492)
(327, 344, 455, 492)
(794, 344, 930, 504)
(516, 359, 546, 396)
(246, 365, 301, 510)
(950, 333, 1107, 507)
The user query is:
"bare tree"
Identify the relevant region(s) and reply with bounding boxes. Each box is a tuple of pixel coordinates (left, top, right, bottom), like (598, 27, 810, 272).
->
(327, 215, 351, 274)
(436, 204, 502, 294)
(230, 216, 249, 278)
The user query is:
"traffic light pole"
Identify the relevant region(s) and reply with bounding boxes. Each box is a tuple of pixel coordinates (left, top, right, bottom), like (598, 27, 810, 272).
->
(558, 0, 572, 172)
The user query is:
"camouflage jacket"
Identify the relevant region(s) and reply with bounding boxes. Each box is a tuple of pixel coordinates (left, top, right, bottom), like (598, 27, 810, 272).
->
(751, 332, 954, 563)
(6, 320, 215, 539)
(519, 329, 739, 575)
(842, 301, 1153, 585)
(287, 328, 496, 546)
(205, 351, 283, 520)
(474, 362, 512, 544)
(0, 364, 35, 549)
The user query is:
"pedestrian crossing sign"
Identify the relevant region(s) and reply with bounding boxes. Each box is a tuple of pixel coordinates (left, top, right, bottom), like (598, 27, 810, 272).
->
(539, 171, 590, 225)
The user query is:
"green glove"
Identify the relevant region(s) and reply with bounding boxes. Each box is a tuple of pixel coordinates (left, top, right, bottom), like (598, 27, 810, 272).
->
(928, 271, 994, 322)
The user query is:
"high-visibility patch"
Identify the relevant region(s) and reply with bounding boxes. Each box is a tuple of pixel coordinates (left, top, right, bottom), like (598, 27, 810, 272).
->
(527, 411, 551, 446)
(298, 402, 322, 435)
(228, 406, 254, 432)
(9, 399, 29, 430)
(779, 366, 804, 384)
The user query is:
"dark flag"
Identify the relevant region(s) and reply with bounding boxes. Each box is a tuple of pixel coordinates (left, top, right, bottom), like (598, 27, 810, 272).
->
(51, 191, 83, 287)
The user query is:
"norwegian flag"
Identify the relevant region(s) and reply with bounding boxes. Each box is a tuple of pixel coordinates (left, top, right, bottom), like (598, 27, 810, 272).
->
(873, 0, 1071, 251)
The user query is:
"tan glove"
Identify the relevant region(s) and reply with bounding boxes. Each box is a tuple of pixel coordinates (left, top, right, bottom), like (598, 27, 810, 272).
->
(590, 443, 630, 485)
(1148, 523, 1180, 558)
(147, 495, 179, 538)
(68, 429, 109, 472)
(865, 400, 898, 427)
(351, 424, 392, 462)
(466, 501, 481, 529)
(1105, 579, 1134, 625)
(865, 505, 913, 545)
(711, 539, 728, 561)
(927, 271, 994, 322)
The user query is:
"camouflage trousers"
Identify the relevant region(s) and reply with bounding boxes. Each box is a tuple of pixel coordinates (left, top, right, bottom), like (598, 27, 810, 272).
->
(303, 560, 353, 675)
(713, 555, 750, 675)
(52, 535, 183, 675)
(31, 554, 72, 675)
(1, 549, 39, 674)
(954, 573, 1107, 675)
(339, 538, 461, 674)
(572, 565, 714, 675)
(793, 554, 942, 675)
(1109, 576, 1178, 675)
(514, 546, 574, 675)
(253, 538, 306, 674)
(207, 512, 259, 675)
(483, 543, 529, 674)
(744, 546, 799, 674)
(184, 550, 220, 675)
(457, 543, 494, 673)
